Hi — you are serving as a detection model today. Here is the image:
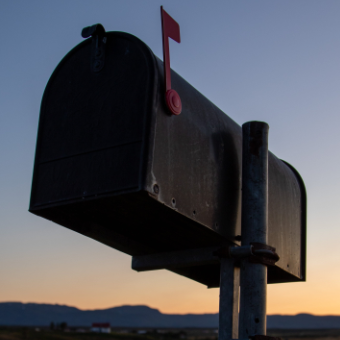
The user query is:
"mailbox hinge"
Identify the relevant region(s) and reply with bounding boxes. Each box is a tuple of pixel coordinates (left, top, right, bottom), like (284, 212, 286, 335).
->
(81, 24, 107, 72)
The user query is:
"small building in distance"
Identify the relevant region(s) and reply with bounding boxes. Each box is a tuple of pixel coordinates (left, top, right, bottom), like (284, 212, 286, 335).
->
(91, 323, 111, 333)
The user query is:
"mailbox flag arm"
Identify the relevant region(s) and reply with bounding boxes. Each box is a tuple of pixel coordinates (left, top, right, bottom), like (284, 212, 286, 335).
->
(161, 6, 182, 115)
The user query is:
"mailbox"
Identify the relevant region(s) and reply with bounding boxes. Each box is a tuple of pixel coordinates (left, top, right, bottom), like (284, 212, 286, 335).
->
(29, 29, 306, 287)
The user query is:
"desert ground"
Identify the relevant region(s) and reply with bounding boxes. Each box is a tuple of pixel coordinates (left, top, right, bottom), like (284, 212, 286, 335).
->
(1, 328, 340, 340)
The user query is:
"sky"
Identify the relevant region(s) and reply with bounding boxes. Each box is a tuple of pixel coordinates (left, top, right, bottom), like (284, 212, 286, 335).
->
(1, 0, 340, 315)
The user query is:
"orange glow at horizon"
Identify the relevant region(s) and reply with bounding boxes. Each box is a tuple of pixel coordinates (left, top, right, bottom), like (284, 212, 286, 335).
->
(2, 235, 339, 316)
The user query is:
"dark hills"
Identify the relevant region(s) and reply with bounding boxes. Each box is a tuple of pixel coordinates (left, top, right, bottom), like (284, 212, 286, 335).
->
(1, 302, 340, 329)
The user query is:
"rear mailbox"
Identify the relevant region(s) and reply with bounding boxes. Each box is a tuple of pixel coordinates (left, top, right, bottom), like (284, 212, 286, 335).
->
(29, 31, 306, 287)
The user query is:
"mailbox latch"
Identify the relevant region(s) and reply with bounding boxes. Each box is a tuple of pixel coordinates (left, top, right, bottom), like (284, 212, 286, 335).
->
(81, 24, 107, 73)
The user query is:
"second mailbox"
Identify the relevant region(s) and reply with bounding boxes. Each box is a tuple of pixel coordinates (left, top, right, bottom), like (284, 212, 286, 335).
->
(29, 28, 306, 288)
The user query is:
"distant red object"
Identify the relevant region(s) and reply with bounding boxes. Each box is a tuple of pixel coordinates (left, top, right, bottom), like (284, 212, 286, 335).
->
(161, 6, 182, 115)
(92, 323, 110, 328)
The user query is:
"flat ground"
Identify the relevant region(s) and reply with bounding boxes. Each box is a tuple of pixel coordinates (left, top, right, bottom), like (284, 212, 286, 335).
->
(268, 329, 340, 340)
(1, 328, 340, 340)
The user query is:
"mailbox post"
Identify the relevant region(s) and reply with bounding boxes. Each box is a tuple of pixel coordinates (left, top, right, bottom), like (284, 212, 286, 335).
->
(218, 259, 240, 339)
(218, 121, 278, 340)
(239, 122, 269, 338)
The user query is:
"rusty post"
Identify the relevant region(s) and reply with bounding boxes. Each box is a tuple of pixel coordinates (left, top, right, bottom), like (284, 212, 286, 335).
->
(239, 121, 269, 339)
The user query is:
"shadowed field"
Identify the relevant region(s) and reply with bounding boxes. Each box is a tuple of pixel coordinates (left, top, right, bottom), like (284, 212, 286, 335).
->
(268, 329, 340, 340)
(1, 328, 340, 340)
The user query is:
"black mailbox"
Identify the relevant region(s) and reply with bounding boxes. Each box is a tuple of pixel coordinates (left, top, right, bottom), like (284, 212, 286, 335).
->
(29, 30, 306, 287)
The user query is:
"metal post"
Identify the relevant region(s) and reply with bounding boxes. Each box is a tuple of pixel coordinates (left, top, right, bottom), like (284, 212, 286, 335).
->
(218, 259, 240, 340)
(239, 121, 269, 339)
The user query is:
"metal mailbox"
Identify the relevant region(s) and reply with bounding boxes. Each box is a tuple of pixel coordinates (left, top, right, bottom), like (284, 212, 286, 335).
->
(29, 30, 306, 287)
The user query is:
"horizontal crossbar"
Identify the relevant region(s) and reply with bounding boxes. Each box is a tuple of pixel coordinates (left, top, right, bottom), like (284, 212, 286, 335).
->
(132, 246, 222, 271)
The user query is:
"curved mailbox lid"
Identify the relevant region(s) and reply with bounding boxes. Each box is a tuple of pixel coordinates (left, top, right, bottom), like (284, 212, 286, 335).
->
(29, 31, 306, 286)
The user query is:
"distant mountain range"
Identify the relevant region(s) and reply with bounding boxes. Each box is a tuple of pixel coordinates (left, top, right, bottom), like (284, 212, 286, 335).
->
(1, 303, 340, 329)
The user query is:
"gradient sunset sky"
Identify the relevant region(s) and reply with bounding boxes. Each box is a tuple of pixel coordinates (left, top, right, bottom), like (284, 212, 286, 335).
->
(1, 0, 340, 315)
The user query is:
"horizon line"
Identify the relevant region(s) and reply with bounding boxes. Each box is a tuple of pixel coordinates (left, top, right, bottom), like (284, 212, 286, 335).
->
(1, 302, 338, 317)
